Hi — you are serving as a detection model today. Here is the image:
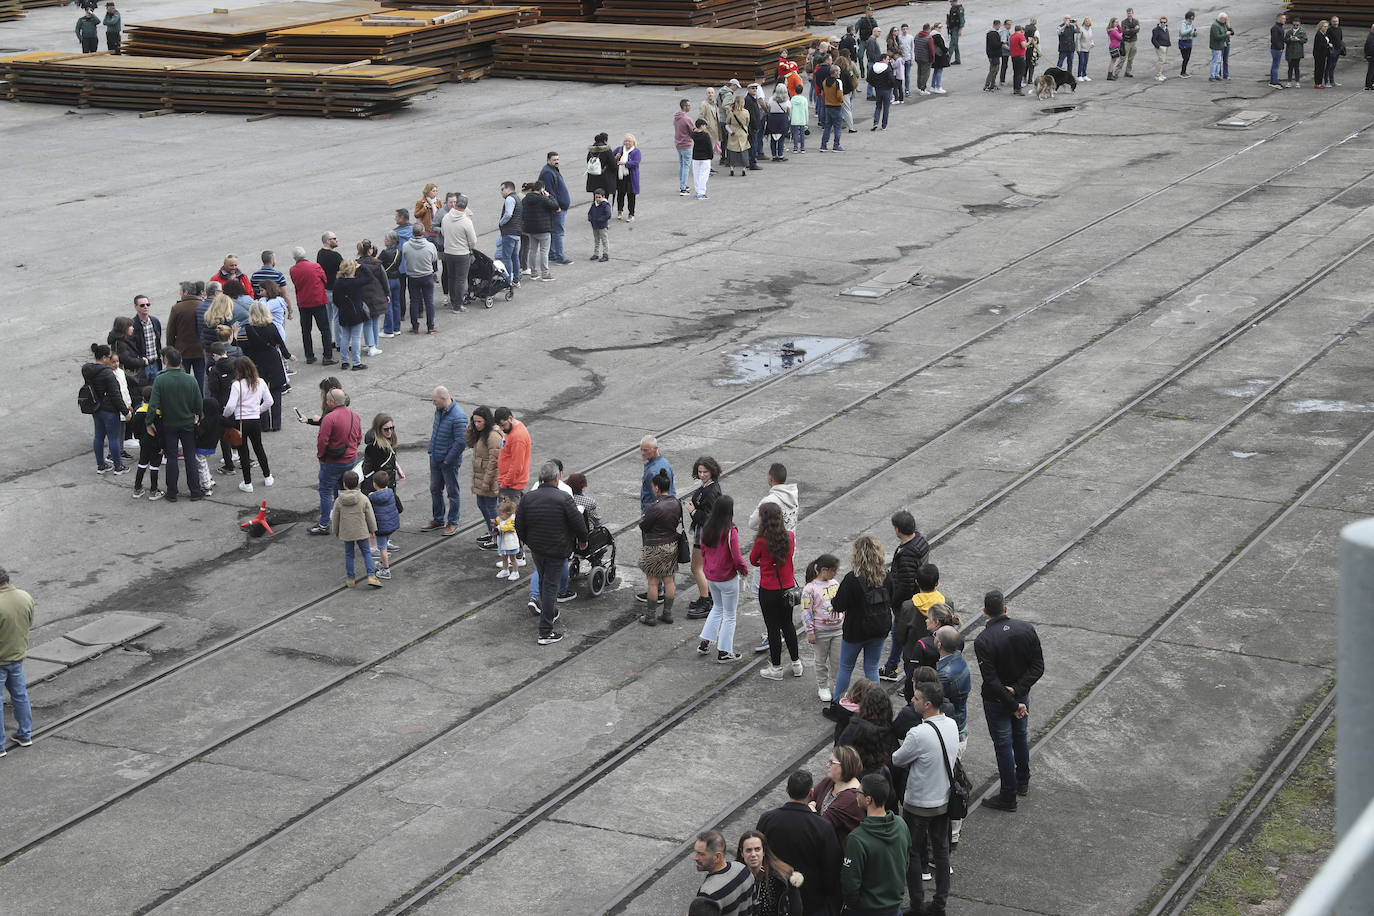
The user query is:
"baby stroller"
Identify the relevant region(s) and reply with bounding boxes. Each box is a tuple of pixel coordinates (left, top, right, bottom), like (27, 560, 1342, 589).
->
(466, 249, 515, 309)
(569, 525, 617, 596)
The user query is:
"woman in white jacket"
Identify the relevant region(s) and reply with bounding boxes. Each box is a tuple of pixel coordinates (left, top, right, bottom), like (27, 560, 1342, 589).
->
(222, 356, 275, 493)
(1076, 17, 1095, 79)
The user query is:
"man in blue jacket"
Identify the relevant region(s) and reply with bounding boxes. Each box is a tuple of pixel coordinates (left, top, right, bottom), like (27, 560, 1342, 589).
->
(537, 152, 574, 267)
(423, 386, 468, 536)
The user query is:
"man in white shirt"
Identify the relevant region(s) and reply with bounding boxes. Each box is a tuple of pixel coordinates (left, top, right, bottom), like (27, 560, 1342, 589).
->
(891, 681, 959, 916)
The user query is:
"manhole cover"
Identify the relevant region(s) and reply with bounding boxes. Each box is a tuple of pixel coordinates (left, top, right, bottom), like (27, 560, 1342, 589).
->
(1039, 104, 1078, 114)
(1216, 109, 1270, 129)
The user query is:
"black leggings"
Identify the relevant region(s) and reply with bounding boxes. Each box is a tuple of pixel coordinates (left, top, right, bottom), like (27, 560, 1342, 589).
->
(1179, 45, 1192, 74)
(616, 180, 636, 217)
(759, 586, 800, 666)
(233, 418, 270, 484)
(1288, 59, 1300, 81)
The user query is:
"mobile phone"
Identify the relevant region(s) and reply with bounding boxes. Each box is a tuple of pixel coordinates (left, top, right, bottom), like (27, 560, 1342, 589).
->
(294, 408, 303, 419)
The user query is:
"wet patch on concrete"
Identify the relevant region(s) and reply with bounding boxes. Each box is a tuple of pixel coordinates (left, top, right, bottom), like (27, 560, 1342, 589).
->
(1039, 104, 1080, 114)
(714, 336, 870, 386)
(1215, 379, 1277, 398)
(1279, 398, 1374, 414)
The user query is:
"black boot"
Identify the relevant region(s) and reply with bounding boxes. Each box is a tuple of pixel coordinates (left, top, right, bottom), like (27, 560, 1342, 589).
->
(639, 599, 659, 626)
(658, 596, 675, 624)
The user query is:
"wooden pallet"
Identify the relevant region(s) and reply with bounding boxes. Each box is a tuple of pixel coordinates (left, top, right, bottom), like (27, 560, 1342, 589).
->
(1284, 1, 1374, 29)
(594, 0, 803, 31)
(0, 51, 442, 117)
(0, 0, 26, 23)
(121, 0, 381, 59)
(493, 21, 814, 83)
(381, 0, 599, 21)
(265, 5, 535, 79)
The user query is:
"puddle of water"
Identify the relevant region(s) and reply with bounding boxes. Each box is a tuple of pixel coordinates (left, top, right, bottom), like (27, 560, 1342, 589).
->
(1280, 399, 1374, 414)
(715, 336, 867, 386)
(1039, 104, 1078, 114)
(1215, 379, 1275, 398)
(1005, 392, 1034, 404)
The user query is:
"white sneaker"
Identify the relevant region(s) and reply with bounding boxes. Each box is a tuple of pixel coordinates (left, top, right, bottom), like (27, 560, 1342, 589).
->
(497, 569, 510, 579)
(1080, 76, 1092, 81)
(759, 665, 784, 680)
(507, 571, 519, 581)
(263, 475, 274, 486)
(818, 687, 833, 702)
(930, 87, 946, 93)
(1155, 75, 1166, 81)
(366, 346, 382, 356)
(239, 482, 254, 493)
(791, 660, 804, 677)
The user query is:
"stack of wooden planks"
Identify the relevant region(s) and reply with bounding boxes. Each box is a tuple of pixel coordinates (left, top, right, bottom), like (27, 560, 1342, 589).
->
(120, 0, 380, 59)
(382, 0, 599, 21)
(0, 0, 25, 23)
(1282, 2, 1373, 30)
(806, 0, 867, 26)
(594, 0, 802, 31)
(493, 22, 813, 83)
(266, 5, 537, 80)
(0, 51, 442, 117)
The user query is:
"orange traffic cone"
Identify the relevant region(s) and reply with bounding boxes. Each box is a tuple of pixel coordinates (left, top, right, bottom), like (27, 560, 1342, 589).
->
(241, 499, 274, 537)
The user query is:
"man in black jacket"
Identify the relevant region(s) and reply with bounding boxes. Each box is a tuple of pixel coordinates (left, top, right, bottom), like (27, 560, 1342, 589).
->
(515, 461, 587, 645)
(132, 295, 163, 385)
(756, 770, 840, 915)
(1269, 13, 1286, 88)
(973, 589, 1044, 811)
(880, 510, 930, 681)
(984, 21, 1003, 90)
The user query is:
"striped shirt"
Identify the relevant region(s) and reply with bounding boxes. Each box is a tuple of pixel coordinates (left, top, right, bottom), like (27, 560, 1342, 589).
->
(698, 861, 754, 916)
(251, 266, 288, 297)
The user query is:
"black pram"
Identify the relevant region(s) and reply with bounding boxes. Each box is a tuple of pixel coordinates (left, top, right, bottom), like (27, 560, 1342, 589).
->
(466, 249, 515, 309)
(569, 525, 617, 597)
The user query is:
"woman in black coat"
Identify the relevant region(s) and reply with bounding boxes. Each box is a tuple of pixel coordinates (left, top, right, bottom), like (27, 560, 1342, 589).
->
(332, 260, 370, 371)
(243, 301, 293, 431)
(108, 316, 147, 405)
(584, 132, 617, 200)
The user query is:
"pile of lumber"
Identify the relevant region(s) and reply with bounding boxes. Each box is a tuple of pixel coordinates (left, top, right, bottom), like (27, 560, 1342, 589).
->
(266, 5, 536, 80)
(0, 0, 24, 23)
(17, 0, 62, 8)
(1283, 2, 1373, 30)
(121, 0, 380, 59)
(382, 0, 599, 21)
(594, 0, 802, 31)
(806, 0, 867, 26)
(493, 22, 812, 83)
(0, 51, 442, 117)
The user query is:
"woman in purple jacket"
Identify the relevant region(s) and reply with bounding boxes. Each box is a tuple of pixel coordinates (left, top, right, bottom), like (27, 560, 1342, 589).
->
(613, 133, 642, 222)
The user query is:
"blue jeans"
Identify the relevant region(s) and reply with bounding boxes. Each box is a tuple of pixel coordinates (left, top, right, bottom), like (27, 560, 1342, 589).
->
(833, 635, 885, 697)
(318, 460, 350, 527)
(872, 88, 891, 128)
(984, 697, 1031, 800)
(340, 322, 364, 367)
(476, 494, 499, 536)
(701, 576, 741, 654)
(161, 424, 200, 499)
(406, 275, 436, 331)
(93, 408, 122, 468)
(1270, 48, 1282, 83)
(677, 147, 691, 190)
(184, 358, 205, 392)
(429, 455, 461, 526)
(1077, 50, 1090, 76)
(532, 552, 564, 637)
(344, 539, 376, 579)
(143, 364, 159, 386)
(529, 558, 569, 603)
(749, 128, 764, 166)
(821, 105, 843, 147)
(385, 279, 402, 334)
(1057, 50, 1073, 69)
(364, 314, 381, 348)
(882, 615, 905, 671)
(549, 209, 567, 262)
(495, 236, 520, 285)
(931, 67, 944, 89)
(1, 660, 33, 748)
(1209, 48, 1223, 78)
(325, 293, 342, 356)
(790, 124, 805, 150)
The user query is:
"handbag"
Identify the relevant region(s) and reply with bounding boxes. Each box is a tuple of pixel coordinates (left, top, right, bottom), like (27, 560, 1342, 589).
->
(675, 527, 692, 564)
(926, 721, 969, 819)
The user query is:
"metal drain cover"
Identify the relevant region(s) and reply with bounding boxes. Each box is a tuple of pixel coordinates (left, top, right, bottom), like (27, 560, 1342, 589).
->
(1216, 109, 1270, 129)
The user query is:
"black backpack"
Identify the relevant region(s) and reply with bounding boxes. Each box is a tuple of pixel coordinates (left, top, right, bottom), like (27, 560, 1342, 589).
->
(77, 381, 98, 415)
(862, 582, 893, 639)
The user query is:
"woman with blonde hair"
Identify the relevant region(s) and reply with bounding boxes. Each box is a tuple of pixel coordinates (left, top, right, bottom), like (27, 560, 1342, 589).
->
(201, 293, 237, 353)
(829, 535, 892, 699)
(613, 133, 641, 222)
(725, 96, 751, 176)
(243, 300, 293, 431)
(332, 259, 369, 371)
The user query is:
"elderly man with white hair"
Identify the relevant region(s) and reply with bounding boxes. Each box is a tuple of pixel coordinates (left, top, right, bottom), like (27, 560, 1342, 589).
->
(422, 386, 468, 537)
(288, 246, 334, 365)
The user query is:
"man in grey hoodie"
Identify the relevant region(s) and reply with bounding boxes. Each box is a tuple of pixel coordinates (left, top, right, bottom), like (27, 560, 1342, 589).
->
(402, 231, 439, 334)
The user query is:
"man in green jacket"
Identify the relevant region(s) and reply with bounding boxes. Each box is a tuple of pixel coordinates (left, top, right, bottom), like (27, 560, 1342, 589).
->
(0, 566, 35, 757)
(841, 773, 911, 916)
(75, 9, 101, 53)
(103, 2, 122, 54)
(1208, 13, 1229, 80)
(146, 347, 205, 503)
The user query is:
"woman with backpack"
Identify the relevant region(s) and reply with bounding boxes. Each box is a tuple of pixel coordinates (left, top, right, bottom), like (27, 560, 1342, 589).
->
(585, 132, 617, 202)
(829, 535, 892, 701)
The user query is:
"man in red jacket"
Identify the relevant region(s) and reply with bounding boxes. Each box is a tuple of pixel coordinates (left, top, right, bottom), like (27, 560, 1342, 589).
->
(309, 389, 361, 534)
(289, 247, 335, 366)
(1009, 23, 1029, 94)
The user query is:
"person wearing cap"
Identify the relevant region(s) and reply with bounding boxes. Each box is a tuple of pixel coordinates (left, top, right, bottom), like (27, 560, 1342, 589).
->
(0, 567, 36, 758)
(103, 2, 122, 53)
(76, 8, 101, 53)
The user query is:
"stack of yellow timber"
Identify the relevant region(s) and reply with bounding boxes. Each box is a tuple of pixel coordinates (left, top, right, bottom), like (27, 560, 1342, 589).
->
(595, 0, 802, 31)
(0, 0, 25, 21)
(493, 22, 813, 83)
(0, 51, 442, 116)
(121, 0, 380, 59)
(383, 0, 600, 22)
(1284, 1, 1373, 29)
(266, 5, 536, 80)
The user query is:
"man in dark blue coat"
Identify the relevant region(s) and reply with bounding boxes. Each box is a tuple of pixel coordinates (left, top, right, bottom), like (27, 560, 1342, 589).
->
(423, 386, 467, 536)
(537, 152, 574, 267)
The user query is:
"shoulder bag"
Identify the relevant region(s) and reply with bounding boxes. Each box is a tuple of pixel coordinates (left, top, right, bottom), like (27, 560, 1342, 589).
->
(925, 720, 968, 818)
